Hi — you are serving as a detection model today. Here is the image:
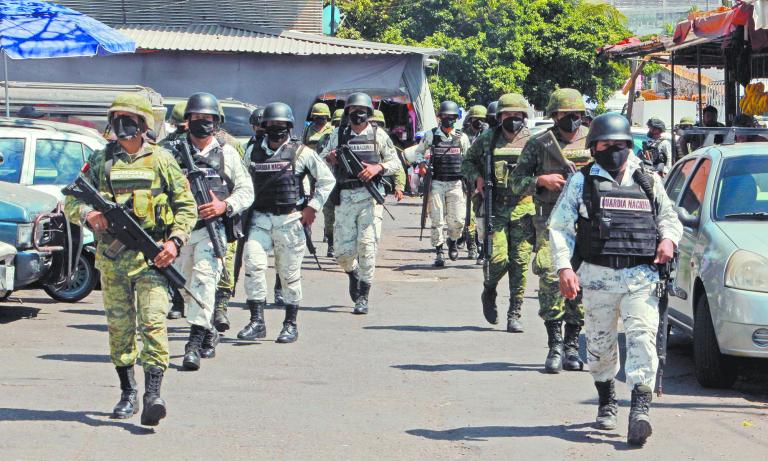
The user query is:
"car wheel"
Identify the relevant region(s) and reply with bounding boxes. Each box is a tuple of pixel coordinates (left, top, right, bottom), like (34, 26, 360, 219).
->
(43, 254, 97, 303)
(693, 294, 738, 389)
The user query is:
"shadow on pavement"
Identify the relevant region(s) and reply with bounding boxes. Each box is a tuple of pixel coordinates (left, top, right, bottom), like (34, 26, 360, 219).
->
(0, 408, 153, 435)
(60, 309, 105, 316)
(393, 362, 541, 372)
(390, 264, 478, 271)
(38, 354, 110, 363)
(0, 306, 40, 324)
(68, 324, 107, 332)
(365, 325, 498, 333)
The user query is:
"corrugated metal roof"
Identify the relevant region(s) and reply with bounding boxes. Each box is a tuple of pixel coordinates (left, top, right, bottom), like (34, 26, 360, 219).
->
(116, 24, 444, 56)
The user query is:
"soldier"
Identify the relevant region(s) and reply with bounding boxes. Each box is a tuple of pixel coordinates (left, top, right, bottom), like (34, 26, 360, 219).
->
(509, 88, 592, 373)
(463, 93, 535, 332)
(164, 93, 253, 371)
(237, 102, 335, 343)
(64, 93, 197, 426)
(370, 109, 386, 128)
(463, 105, 488, 143)
(460, 104, 487, 259)
(162, 101, 188, 145)
(303, 102, 334, 151)
(319, 109, 345, 257)
(642, 118, 672, 175)
(549, 112, 682, 447)
(486, 101, 500, 130)
(322, 92, 402, 314)
(409, 101, 470, 266)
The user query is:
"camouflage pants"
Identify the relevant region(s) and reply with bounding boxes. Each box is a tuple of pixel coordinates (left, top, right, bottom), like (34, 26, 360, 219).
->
(323, 198, 336, 239)
(176, 227, 223, 329)
(334, 194, 382, 283)
(101, 267, 170, 371)
(488, 213, 533, 307)
(243, 212, 305, 305)
(533, 215, 584, 324)
(215, 239, 238, 296)
(579, 262, 660, 389)
(429, 179, 465, 247)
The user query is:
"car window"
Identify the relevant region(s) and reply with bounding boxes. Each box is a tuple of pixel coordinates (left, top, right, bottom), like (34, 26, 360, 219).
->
(665, 158, 697, 204)
(679, 158, 711, 215)
(715, 155, 768, 220)
(33, 139, 85, 185)
(222, 106, 253, 137)
(0, 138, 26, 183)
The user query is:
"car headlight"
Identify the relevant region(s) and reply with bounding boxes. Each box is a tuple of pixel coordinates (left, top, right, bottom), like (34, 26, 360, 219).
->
(16, 223, 33, 249)
(725, 250, 768, 293)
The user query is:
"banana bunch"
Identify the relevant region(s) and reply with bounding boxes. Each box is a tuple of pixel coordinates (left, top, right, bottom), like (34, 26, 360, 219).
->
(740, 82, 768, 115)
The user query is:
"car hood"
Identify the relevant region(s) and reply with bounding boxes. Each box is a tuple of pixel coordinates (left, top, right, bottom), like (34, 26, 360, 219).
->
(715, 221, 768, 255)
(0, 183, 58, 223)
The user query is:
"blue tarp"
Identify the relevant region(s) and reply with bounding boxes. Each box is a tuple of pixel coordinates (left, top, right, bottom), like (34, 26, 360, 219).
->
(0, 0, 135, 59)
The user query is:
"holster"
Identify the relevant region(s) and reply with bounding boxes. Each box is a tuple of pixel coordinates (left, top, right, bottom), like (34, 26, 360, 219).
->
(224, 214, 244, 243)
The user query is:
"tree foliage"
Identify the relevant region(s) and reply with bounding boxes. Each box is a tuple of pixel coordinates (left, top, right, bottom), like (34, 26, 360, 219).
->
(334, 0, 632, 111)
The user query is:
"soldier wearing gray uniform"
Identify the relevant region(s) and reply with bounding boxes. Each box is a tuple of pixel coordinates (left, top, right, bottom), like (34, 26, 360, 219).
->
(548, 113, 682, 447)
(238, 102, 335, 343)
(168, 93, 254, 371)
(410, 101, 471, 266)
(322, 92, 402, 314)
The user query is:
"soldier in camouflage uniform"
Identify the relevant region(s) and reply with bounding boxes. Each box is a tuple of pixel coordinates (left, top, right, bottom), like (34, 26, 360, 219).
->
(463, 93, 535, 333)
(65, 93, 197, 426)
(486, 101, 500, 131)
(509, 88, 592, 373)
(463, 105, 488, 144)
(303, 102, 334, 151)
(162, 101, 188, 146)
(459, 104, 487, 258)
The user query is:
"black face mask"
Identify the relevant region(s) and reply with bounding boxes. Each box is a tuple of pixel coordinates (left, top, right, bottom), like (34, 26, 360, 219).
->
(440, 117, 456, 129)
(594, 144, 630, 174)
(189, 119, 216, 138)
(112, 116, 140, 140)
(265, 126, 290, 143)
(349, 110, 369, 125)
(557, 113, 582, 133)
(471, 119, 486, 131)
(487, 117, 499, 128)
(312, 116, 327, 126)
(502, 117, 525, 133)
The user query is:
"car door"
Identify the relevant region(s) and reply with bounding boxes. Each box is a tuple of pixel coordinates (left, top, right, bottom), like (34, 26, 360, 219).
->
(0, 134, 32, 185)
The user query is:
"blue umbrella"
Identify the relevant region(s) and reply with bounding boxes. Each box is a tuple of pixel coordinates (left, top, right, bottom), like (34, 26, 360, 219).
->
(0, 0, 137, 115)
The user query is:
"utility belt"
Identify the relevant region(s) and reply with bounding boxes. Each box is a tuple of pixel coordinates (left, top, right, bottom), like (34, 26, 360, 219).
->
(253, 205, 297, 215)
(338, 179, 379, 190)
(433, 174, 464, 182)
(584, 255, 655, 270)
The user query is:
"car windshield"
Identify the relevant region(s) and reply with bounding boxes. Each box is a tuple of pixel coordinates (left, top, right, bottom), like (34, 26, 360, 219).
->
(0, 137, 26, 183)
(714, 155, 768, 220)
(222, 106, 253, 137)
(33, 139, 85, 185)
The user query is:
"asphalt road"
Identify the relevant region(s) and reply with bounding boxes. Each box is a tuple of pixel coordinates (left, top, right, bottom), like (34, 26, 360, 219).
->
(1, 197, 766, 460)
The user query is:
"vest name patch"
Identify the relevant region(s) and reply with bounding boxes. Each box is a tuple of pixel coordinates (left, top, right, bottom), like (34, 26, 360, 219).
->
(110, 169, 154, 181)
(600, 196, 651, 212)
(348, 143, 375, 152)
(434, 147, 461, 155)
(251, 161, 290, 172)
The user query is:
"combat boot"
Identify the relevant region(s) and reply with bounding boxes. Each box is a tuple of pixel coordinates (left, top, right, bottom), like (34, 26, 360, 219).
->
(274, 278, 285, 306)
(506, 299, 524, 333)
(200, 328, 220, 359)
(481, 283, 498, 325)
(544, 321, 564, 373)
(237, 300, 267, 340)
(628, 384, 653, 447)
(112, 366, 139, 419)
(447, 239, 459, 261)
(347, 269, 360, 303)
(456, 234, 466, 249)
(167, 289, 184, 320)
(326, 235, 335, 258)
(354, 281, 371, 315)
(476, 246, 484, 265)
(563, 323, 584, 371)
(182, 325, 206, 371)
(467, 235, 478, 259)
(140, 366, 167, 427)
(213, 288, 231, 332)
(276, 304, 299, 343)
(434, 245, 445, 267)
(594, 380, 618, 430)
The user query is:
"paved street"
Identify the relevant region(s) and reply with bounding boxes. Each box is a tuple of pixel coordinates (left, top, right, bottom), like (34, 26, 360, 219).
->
(0, 198, 766, 460)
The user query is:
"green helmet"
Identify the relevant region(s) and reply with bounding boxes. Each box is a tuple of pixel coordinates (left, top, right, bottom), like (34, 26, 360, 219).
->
(371, 110, 386, 125)
(311, 103, 331, 118)
(467, 105, 487, 119)
(679, 116, 695, 125)
(546, 88, 586, 114)
(170, 101, 187, 125)
(331, 109, 344, 124)
(108, 93, 154, 129)
(497, 93, 529, 114)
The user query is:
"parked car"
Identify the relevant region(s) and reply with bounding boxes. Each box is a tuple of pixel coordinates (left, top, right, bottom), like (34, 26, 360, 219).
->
(163, 96, 256, 146)
(664, 141, 768, 388)
(0, 117, 105, 301)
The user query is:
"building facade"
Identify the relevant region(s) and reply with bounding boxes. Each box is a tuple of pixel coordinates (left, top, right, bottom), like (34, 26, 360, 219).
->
(604, 0, 721, 36)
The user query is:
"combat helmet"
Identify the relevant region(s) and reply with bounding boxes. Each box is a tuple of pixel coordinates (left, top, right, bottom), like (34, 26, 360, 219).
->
(345, 92, 374, 115)
(261, 102, 295, 128)
(170, 101, 187, 125)
(371, 110, 386, 126)
(546, 88, 586, 115)
(108, 93, 154, 129)
(311, 102, 331, 118)
(249, 107, 264, 126)
(467, 105, 487, 119)
(438, 101, 460, 117)
(585, 113, 633, 147)
(497, 93, 529, 114)
(185, 92, 221, 120)
(331, 109, 344, 124)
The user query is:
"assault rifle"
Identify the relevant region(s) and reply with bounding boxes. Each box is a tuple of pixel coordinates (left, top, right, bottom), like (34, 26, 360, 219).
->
(482, 146, 494, 281)
(337, 145, 395, 220)
(62, 174, 212, 312)
(655, 257, 676, 396)
(303, 224, 322, 270)
(174, 142, 230, 282)
(419, 161, 433, 241)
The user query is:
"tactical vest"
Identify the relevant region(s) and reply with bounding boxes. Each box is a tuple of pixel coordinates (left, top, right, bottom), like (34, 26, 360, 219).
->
(249, 136, 302, 214)
(337, 125, 380, 187)
(576, 164, 658, 269)
(304, 124, 333, 151)
(535, 126, 592, 206)
(430, 128, 464, 181)
(488, 127, 530, 196)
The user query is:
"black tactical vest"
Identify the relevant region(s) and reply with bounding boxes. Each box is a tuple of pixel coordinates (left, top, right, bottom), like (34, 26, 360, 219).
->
(337, 125, 380, 186)
(249, 136, 302, 214)
(576, 163, 658, 269)
(430, 128, 464, 181)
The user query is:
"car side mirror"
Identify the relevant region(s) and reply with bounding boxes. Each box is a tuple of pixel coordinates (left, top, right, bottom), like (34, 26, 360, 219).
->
(676, 207, 700, 229)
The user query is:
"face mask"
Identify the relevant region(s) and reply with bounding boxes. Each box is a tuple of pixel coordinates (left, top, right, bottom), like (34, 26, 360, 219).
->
(440, 118, 456, 129)
(557, 113, 582, 133)
(594, 144, 630, 174)
(189, 119, 215, 138)
(471, 119, 486, 131)
(487, 117, 499, 128)
(349, 110, 369, 125)
(265, 126, 290, 143)
(111, 115, 140, 140)
(502, 117, 525, 133)
(313, 116, 327, 125)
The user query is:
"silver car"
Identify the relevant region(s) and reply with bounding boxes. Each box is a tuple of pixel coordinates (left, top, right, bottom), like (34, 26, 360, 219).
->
(665, 142, 768, 388)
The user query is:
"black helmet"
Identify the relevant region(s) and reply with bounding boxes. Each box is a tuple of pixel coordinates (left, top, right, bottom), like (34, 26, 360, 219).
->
(345, 92, 374, 115)
(438, 100, 460, 117)
(646, 117, 666, 131)
(585, 113, 633, 147)
(487, 101, 498, 119)
(184, 92, 221, 120)
(249, 107, 264, 126)
(260, 102, 294, 128)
